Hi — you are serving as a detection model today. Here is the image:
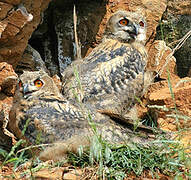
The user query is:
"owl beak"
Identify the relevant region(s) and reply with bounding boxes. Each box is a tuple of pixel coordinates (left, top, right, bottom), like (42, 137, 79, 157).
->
(23, 84, 36, 95)
(23, 84, 30, 95)
(129, 24, 138, 39)
(123, 23, 138, 39)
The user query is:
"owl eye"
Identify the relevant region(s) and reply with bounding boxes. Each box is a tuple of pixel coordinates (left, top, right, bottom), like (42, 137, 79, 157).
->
(119, 19, 129, 26)
(34, 79, 43, 88)
(139, 21, 144, 27)
(18, 81, 23, 88)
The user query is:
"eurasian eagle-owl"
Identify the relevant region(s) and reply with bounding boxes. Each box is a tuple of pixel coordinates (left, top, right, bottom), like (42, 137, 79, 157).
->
(62, 10, 150, 119)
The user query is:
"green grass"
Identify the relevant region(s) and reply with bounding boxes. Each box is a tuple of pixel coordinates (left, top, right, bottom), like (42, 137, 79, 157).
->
(67, 136, 191, 179)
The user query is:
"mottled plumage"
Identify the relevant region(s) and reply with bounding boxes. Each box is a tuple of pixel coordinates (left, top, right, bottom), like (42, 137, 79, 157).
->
(62, 10, 149, 118)
(9, 70, 153, 161)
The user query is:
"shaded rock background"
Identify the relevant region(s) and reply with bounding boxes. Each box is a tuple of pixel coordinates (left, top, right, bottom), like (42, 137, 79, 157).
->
(156, 0, 191, 77)
(0, 62, 17, 150)
(0, 0, 190, 159)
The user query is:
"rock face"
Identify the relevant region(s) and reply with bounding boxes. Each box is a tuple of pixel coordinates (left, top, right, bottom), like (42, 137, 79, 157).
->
(0, 62, 17, 150)
(156, 0, 191, 77)
(145, 77, 191, 147)
(147, 0, 191, 146)
(148, 78, 191, 131)
(0, 62, 17, 96)
(0, 0, 51, 66)
(0, 0, 51, 149)
(146, 40, 178, 80)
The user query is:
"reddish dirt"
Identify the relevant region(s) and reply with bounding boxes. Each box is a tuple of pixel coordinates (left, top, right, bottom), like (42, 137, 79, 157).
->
(0, 162, 173, 180)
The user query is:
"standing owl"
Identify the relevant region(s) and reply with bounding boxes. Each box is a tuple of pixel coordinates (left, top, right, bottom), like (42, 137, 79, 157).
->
(62, 10, 151, 120)
(9, 70, 153, 161)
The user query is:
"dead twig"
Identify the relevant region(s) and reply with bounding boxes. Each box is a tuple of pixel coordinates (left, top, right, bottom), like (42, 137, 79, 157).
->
(157, 30, 191, 77)
(1, 104, 17, 144)
(73, 5, 81, 60)
(17, 143, 53, 154)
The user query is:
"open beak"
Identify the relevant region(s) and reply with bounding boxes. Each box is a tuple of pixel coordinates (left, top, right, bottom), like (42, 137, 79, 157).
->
(23, 84, 30, 95)
(129, 24, 138, 39)
(22, 84, 37, 99)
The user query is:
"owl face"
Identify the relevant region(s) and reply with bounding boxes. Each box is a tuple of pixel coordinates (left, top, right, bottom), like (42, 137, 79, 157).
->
(18, 71, 45, 99)
(17, 70, 60, 99)
(105, 10, 147, 43)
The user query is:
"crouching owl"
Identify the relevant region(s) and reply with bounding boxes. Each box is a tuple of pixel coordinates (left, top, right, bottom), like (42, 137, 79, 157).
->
(62, 10, 152, 120)
(9, 70, 153, 161)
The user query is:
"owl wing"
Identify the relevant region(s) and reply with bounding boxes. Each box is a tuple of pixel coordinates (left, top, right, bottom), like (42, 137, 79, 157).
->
(12, 97, 91, 144)
(9, 95, 154, 148)
(65, 39, 147, 117)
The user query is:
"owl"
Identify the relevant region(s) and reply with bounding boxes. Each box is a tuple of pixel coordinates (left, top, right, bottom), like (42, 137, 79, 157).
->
(62, 10, 150, 120)
(9, 70, 153, 161)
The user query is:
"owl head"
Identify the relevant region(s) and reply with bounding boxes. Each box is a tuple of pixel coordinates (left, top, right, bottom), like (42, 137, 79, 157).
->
(17, 70, 61, 100)
(104, 10, 147, 44)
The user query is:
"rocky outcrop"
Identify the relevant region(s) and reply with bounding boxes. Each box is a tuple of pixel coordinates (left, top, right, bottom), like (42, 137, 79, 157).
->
(0, 0, 51, 149)
(156, 0, 191, 77)
(145, 0, 191, 146)
(0, 0, 51, 66)
(146, 40, 178, 80)
(148, 78, 191, 130)
(0, 62, 17, 149)
(0, 62, 17, 96)
(146, 77, 191, 147)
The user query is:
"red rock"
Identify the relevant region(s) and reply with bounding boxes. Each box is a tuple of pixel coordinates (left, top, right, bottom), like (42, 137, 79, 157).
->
(0, 62, 17, 96)
(7, 10, 31, 29)
(168, 0, 191, 15)
(0, 0, 21, 6)
(0, 0, 51, 66)
(148, 77, 191, 131)
(0, 22, 20, 43)
(147, 40, 179, 80)
(0, 21, 7, 38)
(0, 2, 13, 20)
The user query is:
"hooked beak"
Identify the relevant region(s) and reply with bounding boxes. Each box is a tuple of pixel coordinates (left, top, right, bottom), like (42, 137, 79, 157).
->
(128, 24, 138, 39)
(22, 84, 37, 98)
(23, 84, 32, 95)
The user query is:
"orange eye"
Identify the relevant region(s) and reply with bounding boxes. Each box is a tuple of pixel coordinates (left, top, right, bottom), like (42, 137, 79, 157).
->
(139, 21, 144, 27)
(119, 19, 129, 26)
(18, 81, 22, 88)
(34, 79, 43, 88)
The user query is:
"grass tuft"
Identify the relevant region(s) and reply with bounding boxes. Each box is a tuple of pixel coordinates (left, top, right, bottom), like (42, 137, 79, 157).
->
(68, 138, 191, 179)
